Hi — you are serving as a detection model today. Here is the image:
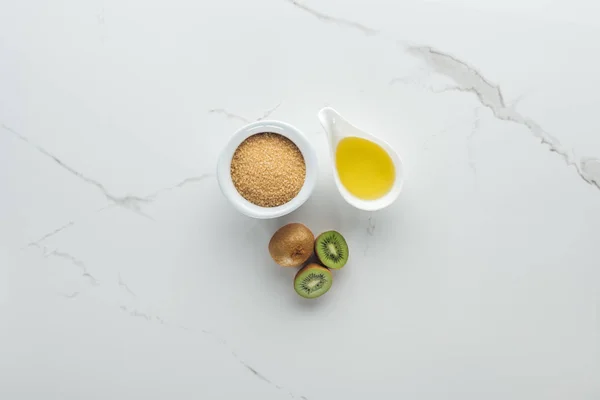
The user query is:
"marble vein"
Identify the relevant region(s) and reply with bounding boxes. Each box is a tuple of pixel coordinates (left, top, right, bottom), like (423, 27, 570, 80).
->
(208, 108, 250, 123)
(284, 0, 379, 36)
(367, 215, 376, 236)
(231, 352, 308, 399)
(238, 360, 272, 384)
(43, 248, 100, 285)
(4, 125, 212, 223)
(2, 120, 306, 397)
(30, 243, 100, 286)
(26, 221, 75, 248)
(119, 305, 166, 324)
(112, 313, 308, 398)
(117, 301, 191, 330)
(1, 123, 153, 217)
(118, 273, 136, 297)
(53, 270, 308, 399)
(144, 174, 214, 201)
(20, 173, 214, 248)
(256, 102, 282, 121)
(97, 1, 105, 25)
(195, 330, 307, 399)
(285, 1, 600, 192)
(364, 214, 376, 256)
(29, 244, 149, 305)
(209, 102, 282, 124)
(580, 158, 600, 186)
(407, 45, 600, 189)
(467, 108, 481, 176)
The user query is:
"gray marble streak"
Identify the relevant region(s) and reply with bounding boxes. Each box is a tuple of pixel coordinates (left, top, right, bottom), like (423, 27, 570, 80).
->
(38, 246, 100, 285)
(230, 348, 309, 399)
(580, 158, 600, 186)
(284, 0, 378, 36)
(19, 171, 212, 249)
(32, 244, 141, 305)
(198, 331, 308, 399)
(238, 360, 273, 384)
(208, 109, 250, 123)
(144, 174, 214, 201)
(115, 310, 309, 399)
(26, 221, 75, 248)
(4, 4, 307, 391)
(118, 273, 136, 297)
(367, 215, 376, 236)
(6, 102, 298, 400)
(467, 108, 481, 176)
(1, 123, 153, 218)
(364, 214, 376, 256)
(3, 124, 213, 223)
(31, 234, 305, 399)
(209, 102, 282, 124)
(119, 305, 166, 324)
(33, 246, 177, 333)
(408, 46, 600, 190)
(285, 1, 600, 192)
(256, 102, 282, 121)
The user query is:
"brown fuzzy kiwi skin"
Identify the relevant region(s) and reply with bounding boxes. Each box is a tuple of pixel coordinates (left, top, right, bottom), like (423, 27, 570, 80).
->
(268, 223, 314, 267)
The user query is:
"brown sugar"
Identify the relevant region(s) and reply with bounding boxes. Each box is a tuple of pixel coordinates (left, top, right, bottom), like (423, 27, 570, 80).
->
(230, 133, 306, 207)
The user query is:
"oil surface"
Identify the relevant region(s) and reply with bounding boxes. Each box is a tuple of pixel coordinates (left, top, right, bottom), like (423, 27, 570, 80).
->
(335, 137, 395, 200)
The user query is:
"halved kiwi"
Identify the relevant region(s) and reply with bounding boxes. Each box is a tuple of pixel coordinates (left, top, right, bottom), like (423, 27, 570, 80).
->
(315, 231, 348, 269)
(294, 264, 332, 299)
(268, 223, 314, 267)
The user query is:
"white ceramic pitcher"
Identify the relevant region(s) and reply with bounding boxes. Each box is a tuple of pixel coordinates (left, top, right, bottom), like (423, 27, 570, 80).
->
(317, 107, 404, 211)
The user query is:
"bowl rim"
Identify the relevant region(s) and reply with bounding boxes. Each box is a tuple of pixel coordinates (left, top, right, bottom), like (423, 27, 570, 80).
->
(216, 120, 317, 219)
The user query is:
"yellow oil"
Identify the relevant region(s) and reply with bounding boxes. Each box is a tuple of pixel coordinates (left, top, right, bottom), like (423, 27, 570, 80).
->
(335, 137, 395, 200)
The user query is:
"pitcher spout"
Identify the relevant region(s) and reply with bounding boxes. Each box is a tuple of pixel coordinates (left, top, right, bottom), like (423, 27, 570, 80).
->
(317, 107, 343, 149)
(316, 107, 404, 211)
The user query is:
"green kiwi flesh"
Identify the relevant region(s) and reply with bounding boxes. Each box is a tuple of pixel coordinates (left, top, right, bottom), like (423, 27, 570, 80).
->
(294, 264, 333, 299)
(315, 231, 348, 269)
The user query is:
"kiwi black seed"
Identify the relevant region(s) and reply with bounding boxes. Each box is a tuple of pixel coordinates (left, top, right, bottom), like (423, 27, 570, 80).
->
(294, 264, 333, 299)
(315, 231, 348, 269)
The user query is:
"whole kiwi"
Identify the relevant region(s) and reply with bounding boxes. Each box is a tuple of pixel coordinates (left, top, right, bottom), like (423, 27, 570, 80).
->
(268, 223, 314, 267)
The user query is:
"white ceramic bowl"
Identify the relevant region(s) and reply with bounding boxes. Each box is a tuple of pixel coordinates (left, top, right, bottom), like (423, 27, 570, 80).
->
(217, 120, 318, 219)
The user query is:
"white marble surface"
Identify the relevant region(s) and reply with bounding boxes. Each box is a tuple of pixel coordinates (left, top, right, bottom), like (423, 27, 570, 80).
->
(1, 0, 600, 398)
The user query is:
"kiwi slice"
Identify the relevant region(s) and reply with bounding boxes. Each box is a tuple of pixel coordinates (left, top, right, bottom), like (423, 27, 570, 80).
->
(315, 231, 348, 269)
(268, 223, 314, 267)
(294, 264, 333, 299)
